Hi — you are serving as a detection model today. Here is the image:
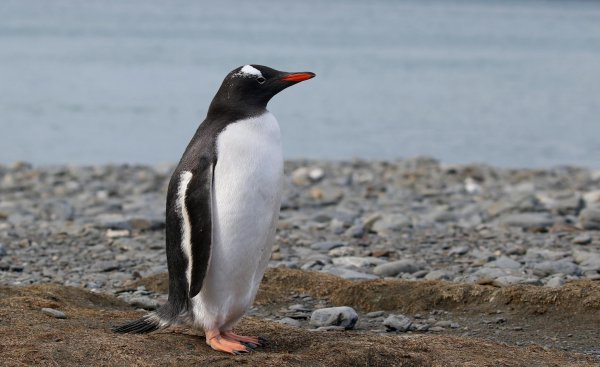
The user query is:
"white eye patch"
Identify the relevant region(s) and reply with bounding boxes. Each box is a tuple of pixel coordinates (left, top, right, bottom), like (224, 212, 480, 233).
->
(234, 65, 263, 78)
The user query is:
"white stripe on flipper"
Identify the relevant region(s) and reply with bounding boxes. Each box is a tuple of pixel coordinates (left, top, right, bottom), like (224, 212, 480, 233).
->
(177, 170, 193, 292)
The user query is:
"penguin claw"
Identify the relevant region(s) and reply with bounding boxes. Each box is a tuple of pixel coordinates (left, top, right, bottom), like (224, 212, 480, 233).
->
(241, 342, 257, 350)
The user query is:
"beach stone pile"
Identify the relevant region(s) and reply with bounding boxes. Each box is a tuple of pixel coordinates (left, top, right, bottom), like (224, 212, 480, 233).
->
(1, 158, 599, 329)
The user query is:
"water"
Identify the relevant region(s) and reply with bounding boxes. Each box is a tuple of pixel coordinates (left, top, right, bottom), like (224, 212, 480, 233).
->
(1, 0, 599, 168)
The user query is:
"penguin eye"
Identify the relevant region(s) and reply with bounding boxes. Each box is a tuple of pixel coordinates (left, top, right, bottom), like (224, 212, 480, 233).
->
(256, 76, 266, 84)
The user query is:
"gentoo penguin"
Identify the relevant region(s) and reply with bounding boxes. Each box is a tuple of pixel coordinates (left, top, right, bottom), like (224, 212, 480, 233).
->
(113, 65, 315, 354)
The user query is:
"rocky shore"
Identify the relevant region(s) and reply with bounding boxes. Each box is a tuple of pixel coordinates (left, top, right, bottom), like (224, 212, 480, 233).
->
(1, 158, 600, 364)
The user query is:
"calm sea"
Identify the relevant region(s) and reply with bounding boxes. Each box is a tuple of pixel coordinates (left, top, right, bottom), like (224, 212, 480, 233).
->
(1, 0, 599, 168)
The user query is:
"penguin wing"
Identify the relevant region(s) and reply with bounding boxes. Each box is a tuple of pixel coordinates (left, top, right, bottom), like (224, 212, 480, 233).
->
(184, 158, 215, 299)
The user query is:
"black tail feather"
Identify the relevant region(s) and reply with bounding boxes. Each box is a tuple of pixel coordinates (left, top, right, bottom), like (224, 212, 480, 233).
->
(112, 314, 161, 334)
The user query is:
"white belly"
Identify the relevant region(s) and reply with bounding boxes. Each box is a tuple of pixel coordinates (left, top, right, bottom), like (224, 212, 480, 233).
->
(192, 111, 283, 331)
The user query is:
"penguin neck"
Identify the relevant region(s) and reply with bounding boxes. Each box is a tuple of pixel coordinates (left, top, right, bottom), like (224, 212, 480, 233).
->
(206, 97, 268, 122)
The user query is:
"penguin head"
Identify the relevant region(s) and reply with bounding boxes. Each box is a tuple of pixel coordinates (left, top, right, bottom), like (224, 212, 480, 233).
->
(210, 65, 315, 113)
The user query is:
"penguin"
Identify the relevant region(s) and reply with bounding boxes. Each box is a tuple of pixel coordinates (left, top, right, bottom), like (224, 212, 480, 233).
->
(113, 65, 315, 355)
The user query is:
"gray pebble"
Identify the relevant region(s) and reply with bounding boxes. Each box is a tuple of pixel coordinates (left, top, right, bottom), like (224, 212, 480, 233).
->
(579, 209, 600, 230)
(322, 267, 379, 280)
(373, 259, 421, 277)
(383, 314, 412, 332)
(278, 317, 301, 327)
(545, 276, 565, 288)
(572, 234, 592, 245)
(127, 297, 159, 310)
(41, 307, 66, 319)
(499, 213, 554, 228)
(310, 241, 345, 252)
(532, 260, 581, 277)
(424, 270, 452, 281)
(310, 306, 358, 330)
(365, 311, 385, 318)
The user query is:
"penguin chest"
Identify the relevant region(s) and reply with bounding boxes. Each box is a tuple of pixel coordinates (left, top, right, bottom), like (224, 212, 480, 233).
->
(210, 112, 283, 288)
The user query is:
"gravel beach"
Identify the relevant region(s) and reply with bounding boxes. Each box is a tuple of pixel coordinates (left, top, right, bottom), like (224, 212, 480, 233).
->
(1, 157, 599, 364)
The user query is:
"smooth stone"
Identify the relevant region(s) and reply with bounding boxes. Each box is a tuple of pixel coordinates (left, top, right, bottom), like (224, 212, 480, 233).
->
(414, 323, 430, 332)
(344, 224, 365, 238)
(311, 326, 346, 332)
(278, 317, 301, 327)
(331, 256, 387, 268)
(41, 307, 66, 319)
(291, 167, 311, 186)
(371, 213, 412, 235)
(366, 311, 385, 318)
(310, 306, 358, 330)
(532, 260, 581, 277)
(310, 241, 345, 252)
(127, 297, 159, 310)
(499, 213, 554, 228)
(434, 320, 452, 328)
(308, 167, 325, 182)
(545, 276, 565, 288)
(91, 261, 120, 272)
(492, 276, 535, 287)
(383, 314, 412, 332)
(448, 245, 470, 256)
(573, 250, 600, 271)
(322, 267, 379, 280)
(424, 270, 452, 281)
(328, 246, 356, 257)
(572, 234, 592, 245)
(579, 209, 600, 230)
(429, 326, 444, 332)
(373, 260, 421, 277)
(94, 214, 130, 229)
(486, 256, 521, 270)
(308, 186, 343, 205)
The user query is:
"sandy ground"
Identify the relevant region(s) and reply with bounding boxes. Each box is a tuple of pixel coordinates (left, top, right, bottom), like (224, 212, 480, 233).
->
(1, 268, 599, 367)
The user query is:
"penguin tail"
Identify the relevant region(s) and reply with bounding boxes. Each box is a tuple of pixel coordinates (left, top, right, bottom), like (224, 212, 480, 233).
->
(113, 302, 183, 334)
(112, 313, 163, 334)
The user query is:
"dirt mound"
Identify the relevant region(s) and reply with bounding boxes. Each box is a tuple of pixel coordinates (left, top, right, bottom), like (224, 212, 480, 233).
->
(0, 283, 595, 367)
(138, 267, 600, 315)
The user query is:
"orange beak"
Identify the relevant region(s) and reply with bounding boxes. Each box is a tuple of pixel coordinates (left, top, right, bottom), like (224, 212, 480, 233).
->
(280, 72, 316, 82)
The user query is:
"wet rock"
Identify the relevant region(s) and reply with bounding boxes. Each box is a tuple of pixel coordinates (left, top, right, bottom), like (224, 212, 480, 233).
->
(310, 306, 358, 330)
(373, 260, 421, 277)
(41, 307, 66, 319)
(0, 243, 7, 257)
(383, 314, 412, 332)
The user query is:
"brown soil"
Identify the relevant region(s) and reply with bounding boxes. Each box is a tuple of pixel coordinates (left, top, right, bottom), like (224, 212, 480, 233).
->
(1, 268, 599, 366)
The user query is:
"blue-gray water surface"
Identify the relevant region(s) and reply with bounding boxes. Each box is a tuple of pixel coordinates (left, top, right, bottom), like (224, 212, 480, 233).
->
(1, 0, 599, 168)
